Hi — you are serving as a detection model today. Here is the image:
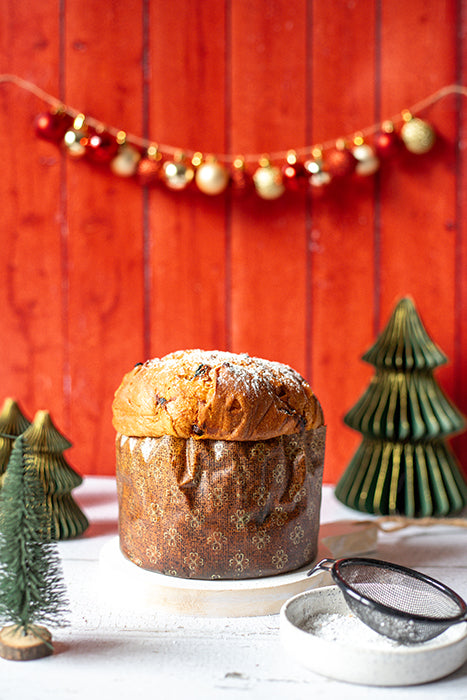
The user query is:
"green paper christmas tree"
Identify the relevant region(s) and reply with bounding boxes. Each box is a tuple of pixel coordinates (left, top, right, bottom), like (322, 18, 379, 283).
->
(335, 297, 467, 517)
(0, 398, 31, 479)
(0, 435, 69, 659)
(21, 410, 89, 540)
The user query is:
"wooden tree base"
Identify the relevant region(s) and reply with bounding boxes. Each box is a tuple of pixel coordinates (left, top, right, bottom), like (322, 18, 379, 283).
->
(0, 625, 53, 661)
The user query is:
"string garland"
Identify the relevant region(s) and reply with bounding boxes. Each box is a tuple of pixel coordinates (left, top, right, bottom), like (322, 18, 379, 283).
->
(1, 74, 466, 200)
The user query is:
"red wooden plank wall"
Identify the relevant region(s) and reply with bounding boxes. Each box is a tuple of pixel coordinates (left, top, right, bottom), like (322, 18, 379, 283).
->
(0, 0, 466, 484)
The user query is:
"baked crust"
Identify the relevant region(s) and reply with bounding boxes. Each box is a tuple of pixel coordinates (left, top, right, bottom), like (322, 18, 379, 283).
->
(112, 349, 324, 441)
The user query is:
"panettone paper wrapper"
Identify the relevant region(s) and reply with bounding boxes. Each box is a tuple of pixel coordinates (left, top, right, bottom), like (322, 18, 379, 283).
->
(116, 426, 325, 580)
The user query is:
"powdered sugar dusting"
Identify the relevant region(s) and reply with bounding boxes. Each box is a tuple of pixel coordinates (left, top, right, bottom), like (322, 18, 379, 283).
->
(300, 612, 460, 649)
(145, 349, 308, 396)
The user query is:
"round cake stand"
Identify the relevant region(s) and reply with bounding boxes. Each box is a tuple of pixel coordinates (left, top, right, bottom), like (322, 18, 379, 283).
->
(98, 536, 333, 617)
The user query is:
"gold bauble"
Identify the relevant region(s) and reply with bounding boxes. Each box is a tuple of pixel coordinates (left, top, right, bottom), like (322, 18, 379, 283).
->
(163, 160, 194, 190)
(63, 129, 87, 158)
(309, 170, 332, 188)
(252, 165, 285, 200)
(110, 145, 141, 177)
(304, 159, 331, 188)
(195, 161, 229, 195)
(401, 118, 436, 154)
(352, 144, 380, 176)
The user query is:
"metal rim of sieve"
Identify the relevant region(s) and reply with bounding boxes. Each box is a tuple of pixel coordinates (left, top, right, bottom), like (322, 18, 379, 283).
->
(330, 557, 467, 624)
(309, 557, 467, 641)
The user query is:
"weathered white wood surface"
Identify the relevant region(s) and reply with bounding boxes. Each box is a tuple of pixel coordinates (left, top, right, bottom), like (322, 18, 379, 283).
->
(2, 477, 467, 699)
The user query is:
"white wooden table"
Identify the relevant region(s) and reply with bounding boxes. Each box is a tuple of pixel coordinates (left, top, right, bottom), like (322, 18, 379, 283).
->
(3, 477, 467, 699)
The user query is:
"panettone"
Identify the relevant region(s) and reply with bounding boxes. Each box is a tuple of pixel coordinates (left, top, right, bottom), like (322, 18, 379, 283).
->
(112, 349, 326, 580)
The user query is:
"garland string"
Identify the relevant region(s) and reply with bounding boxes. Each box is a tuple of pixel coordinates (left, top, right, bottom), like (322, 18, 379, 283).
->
(1, 74, 467, 198)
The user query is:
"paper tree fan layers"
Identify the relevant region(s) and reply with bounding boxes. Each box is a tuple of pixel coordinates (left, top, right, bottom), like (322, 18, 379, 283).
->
(344, 370, 465, 441)
(22, 411, 88, 539)
(335, 438, 467, 516)
(0, 398, 31, 476)
(361, 297, 448, 370)
(336, 297, 467, 516)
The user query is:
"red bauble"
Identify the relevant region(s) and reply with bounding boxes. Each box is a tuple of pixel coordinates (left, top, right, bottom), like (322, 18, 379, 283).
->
(281, 162, 307, 191)
(86, 132, 119, 163)
(35, 111, 73, 141)
(137, 157, 163, 185)
(374, 130, 400, 158)
(230, 164, 253, 194)
(325, 147, 356, 177)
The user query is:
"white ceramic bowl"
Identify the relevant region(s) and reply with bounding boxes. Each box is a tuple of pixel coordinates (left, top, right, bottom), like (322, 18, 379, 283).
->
(280, 585, 467, 686)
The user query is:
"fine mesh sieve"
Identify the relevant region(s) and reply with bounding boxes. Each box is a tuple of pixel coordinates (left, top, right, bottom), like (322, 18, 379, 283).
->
(308, 557, 467, 644)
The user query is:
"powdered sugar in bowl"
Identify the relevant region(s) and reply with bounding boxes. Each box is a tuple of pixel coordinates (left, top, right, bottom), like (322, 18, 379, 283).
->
(280, 585, 467, 686)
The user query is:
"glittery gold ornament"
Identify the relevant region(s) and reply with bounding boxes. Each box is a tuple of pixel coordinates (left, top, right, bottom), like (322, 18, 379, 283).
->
(304, 158, 332, 188)
(63, 129, 87, 158)
(163, 160, 195, 190)
(110, 145, 141, 177)
(62, 113, 88, 158)
(252, 163, 285, 200)
(352, 143, 380, 176)
(401, 117, 436, 154)
(195, 160, 229, 195)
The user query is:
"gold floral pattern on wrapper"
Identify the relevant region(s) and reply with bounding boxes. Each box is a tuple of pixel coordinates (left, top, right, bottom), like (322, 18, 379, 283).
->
(116, 426, 326, 580)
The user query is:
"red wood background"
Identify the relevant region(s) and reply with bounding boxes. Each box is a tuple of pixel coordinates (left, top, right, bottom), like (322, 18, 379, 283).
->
(0, 0, 466, 484)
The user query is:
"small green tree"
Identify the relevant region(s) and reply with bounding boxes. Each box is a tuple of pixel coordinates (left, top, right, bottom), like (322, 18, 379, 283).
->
(0, 398, 30, 479)
(336, 297, 467, 516)
(22, 411, 88, 540)
(0, 435, 69, 659)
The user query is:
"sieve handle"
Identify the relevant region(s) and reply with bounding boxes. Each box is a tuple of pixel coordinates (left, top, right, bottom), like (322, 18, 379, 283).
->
(307, 557, 335, 577)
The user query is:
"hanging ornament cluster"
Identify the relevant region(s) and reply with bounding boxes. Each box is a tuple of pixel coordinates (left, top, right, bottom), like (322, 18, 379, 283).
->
(33, 108, 437, 200)
(2, 75, 466, 201)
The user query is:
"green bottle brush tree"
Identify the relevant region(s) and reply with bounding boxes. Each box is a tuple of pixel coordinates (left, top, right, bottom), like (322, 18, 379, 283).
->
(0, 436, 69, 660)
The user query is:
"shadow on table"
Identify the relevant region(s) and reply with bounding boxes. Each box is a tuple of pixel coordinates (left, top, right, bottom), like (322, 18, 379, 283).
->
(53, 638, 128, 658)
